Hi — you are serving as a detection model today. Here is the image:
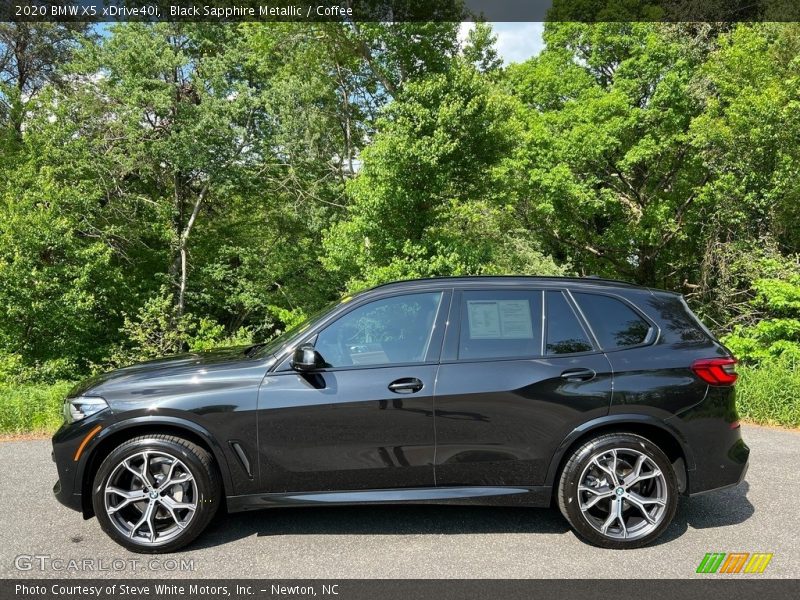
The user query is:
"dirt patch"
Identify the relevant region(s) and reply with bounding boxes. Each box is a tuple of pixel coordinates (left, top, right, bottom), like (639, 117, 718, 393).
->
(0, 431, 52, 442)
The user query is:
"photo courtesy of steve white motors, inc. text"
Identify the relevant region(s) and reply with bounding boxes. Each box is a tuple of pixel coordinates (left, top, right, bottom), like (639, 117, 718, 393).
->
(14, 583, 338, 597)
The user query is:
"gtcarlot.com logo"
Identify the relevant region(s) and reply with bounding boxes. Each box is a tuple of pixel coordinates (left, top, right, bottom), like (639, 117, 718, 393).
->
(696, 552, 773, 574)
(14, 554, 195, 573)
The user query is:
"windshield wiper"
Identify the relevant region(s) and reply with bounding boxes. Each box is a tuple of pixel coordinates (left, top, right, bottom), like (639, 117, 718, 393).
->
(244, 343, 267, 357)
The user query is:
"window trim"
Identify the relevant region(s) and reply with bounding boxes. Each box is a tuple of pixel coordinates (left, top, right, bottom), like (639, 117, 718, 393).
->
(272, 289, 451, 372)
(567, 289, 659, 353)
(442, 286, 660, 364)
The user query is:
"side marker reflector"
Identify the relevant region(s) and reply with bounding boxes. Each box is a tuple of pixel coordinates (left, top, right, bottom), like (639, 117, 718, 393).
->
(73, 425, 102, 462)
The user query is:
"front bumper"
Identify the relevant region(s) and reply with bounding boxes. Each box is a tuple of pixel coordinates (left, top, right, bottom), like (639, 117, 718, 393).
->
(53, 478, 83, 512)
(51, 418, 107, 516)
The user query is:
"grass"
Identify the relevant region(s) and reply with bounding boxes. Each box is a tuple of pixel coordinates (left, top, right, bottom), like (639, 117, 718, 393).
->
(0, 362, 798, 436)
(736, 361, 800, 428)
(0, 381, 74, 436)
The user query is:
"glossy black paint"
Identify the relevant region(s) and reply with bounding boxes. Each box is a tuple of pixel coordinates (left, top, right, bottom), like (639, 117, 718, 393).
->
(226, 486, 553, 512)
(256, 364, 438, 491)
(52, 276, 749, 518)
(433, 353, 613, 487)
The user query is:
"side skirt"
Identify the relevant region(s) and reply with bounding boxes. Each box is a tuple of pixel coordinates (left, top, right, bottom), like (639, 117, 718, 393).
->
(226, 485, 552, 513)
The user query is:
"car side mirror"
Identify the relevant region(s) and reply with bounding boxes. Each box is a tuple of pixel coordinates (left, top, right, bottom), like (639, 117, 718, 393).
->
(291, 344, 323, 372)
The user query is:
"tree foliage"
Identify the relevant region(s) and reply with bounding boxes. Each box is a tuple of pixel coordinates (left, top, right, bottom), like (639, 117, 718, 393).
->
(723, 268, 800, 363)
(2, 21, 800, 382)
(323, 60, 564, 291)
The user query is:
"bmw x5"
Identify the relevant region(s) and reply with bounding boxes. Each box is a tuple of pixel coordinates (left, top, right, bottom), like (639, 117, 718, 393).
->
(52, 276, 749, 551)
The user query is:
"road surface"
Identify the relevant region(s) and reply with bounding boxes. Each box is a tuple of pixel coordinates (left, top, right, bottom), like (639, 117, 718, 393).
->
(1, 424, 797, 579)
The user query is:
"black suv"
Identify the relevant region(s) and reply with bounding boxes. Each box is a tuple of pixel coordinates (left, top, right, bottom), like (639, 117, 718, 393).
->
(52, 276, 749, 551)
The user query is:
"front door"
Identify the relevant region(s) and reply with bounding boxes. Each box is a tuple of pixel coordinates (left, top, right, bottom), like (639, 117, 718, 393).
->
(434, 288, 613, 487)
(257, 290, 449, 492)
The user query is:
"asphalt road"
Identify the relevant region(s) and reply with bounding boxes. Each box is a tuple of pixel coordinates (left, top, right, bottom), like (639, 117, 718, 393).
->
(1, 424, 798, 579)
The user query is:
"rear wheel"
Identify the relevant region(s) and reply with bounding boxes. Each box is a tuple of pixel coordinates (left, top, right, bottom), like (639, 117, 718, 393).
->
(557, 433, 677, 549)
(92, 434, 220, 553)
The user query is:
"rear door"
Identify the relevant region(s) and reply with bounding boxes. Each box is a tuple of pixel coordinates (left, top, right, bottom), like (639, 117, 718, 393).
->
(433, 288, 613, 487)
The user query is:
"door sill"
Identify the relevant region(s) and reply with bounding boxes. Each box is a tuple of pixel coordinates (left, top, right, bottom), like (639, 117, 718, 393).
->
(226, 485, 552, 512)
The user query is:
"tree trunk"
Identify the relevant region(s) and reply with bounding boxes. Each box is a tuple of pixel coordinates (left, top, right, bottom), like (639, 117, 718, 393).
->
(173, 184, 209, 318)
(636, 249, 658, 287)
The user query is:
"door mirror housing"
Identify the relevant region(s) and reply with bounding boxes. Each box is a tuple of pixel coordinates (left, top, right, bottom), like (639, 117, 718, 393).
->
(291, 344, 323, 372)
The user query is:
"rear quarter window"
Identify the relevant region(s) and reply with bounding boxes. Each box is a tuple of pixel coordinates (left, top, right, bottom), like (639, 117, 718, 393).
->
(643, 294, 712, 344)
(573, 292, 651, 350)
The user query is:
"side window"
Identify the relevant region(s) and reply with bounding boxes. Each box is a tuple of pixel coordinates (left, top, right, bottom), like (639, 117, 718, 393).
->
(458, 290, 542, 360)
(315, 292, 443, 367)
(573, 292, 651, 350)
(545, 291, 593, 355)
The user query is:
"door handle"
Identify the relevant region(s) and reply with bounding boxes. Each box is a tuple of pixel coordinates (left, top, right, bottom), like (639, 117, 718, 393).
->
(560, 368, 596, 382)
(388, 378, 424, 394)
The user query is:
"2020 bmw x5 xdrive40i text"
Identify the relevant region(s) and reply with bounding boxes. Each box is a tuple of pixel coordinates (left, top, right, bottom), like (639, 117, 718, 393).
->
(52, 276, 749, 552)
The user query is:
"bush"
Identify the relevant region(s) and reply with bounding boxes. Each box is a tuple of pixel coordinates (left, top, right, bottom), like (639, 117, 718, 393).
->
(0, 352, 79, 386)
(108, 288, 253, 367)
(0, 381, 74, 435)
(187, 318, 253, 353)
(735, 358, 800, 428)
(723, 274, 800, 363)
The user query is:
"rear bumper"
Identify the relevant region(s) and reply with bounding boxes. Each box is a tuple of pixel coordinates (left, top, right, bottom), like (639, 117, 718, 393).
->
(689, 452, 749, 496)
(666, 382, 750, 496)
(688, 435, 750, 495)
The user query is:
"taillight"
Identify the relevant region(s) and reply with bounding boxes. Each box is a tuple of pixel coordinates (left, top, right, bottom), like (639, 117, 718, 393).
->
(691, 357, 738, 386)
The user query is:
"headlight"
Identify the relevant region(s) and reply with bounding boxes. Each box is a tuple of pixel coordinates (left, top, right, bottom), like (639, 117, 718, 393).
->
(63, 396, 109, 424)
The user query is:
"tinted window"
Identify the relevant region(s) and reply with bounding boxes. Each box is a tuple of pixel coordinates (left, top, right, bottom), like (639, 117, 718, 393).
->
(546, 291, 593, 354)
(573, 293, 651, 349)
(315, 292, 442, 367)
(458, 290, 542, 359)
(645, 295, 708, 343)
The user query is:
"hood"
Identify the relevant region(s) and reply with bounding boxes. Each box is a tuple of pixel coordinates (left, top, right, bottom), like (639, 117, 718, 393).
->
(68, 346, 260, 398)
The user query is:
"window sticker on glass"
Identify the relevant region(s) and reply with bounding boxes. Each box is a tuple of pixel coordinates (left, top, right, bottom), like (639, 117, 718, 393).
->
(467, 300, 533, 339)
(467, 301, 502, 337)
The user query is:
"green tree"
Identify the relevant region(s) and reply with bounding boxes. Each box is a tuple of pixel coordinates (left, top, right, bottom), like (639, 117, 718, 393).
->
(692, 23, 800, 256)
(0, 104, 137, 377)
(462, 22, 503, 73)
(506, 22, 712, 286)
(0, 23, 87, 138)
(1, 21, 471, 378)
(323, 60, 563, 291)
(723, 269, 800, 363)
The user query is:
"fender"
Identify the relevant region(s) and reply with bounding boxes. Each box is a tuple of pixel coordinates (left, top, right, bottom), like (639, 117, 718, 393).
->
(76, 414, 235, 506)
(543, 413, 696, 488)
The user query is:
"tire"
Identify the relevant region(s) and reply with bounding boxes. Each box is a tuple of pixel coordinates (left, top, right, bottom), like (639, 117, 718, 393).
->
(92, 434, 221, 553)
(557, 433, 678, 549)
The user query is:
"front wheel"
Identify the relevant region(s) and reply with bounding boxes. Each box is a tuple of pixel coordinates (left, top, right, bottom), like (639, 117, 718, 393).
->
(557, 433, 678, 549)
(92, 434, 221, 553)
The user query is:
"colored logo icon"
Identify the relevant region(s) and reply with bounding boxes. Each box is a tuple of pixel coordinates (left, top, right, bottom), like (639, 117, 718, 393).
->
(696, 552, 773, 574)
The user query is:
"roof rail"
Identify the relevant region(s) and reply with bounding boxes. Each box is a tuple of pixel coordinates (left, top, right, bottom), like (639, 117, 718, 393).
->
(367, 274, 643, 291)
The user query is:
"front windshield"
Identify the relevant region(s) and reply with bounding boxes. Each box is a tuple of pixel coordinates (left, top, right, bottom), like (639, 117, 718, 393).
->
(255, 297, 350, 358)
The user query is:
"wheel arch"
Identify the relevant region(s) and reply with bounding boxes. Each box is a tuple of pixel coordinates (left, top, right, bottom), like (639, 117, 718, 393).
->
(545, 415, 694, 496)
(78, 417, 233, 519)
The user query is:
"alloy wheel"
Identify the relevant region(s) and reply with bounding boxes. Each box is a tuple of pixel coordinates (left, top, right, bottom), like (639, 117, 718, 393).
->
(104, 450, 198, 545)
(577, 447, 668, 541)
